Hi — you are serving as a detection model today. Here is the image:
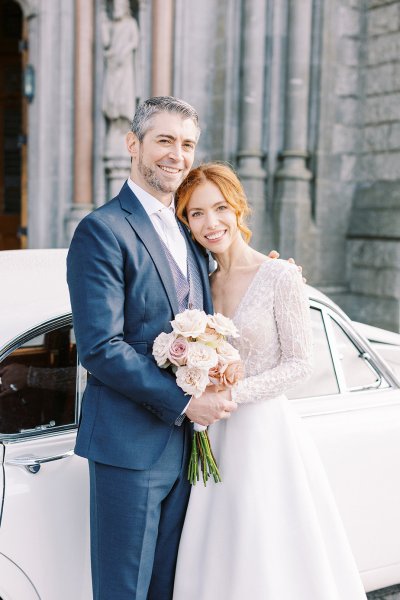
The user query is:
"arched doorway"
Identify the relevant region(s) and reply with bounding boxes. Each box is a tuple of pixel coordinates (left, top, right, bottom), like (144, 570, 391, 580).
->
(0, 0, 27, 250)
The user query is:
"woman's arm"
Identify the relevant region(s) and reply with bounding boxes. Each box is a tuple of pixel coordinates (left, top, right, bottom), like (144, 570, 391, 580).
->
(231, 266, 313, 404)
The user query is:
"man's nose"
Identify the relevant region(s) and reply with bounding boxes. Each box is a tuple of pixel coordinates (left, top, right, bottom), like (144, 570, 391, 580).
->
(168, 144, 183, 160)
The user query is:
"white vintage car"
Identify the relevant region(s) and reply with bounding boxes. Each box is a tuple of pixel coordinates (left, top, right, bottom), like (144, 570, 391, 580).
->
(0, 249, 399, 600)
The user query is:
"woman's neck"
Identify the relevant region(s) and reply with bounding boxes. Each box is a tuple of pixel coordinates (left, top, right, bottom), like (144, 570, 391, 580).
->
(213, 235, 257, 275)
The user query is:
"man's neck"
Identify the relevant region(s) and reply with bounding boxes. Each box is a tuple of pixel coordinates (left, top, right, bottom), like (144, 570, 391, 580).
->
(129, 177, 173, 207)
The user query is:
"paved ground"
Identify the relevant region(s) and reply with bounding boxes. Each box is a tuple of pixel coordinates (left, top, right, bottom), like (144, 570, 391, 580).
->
(367, 584, 400, 600)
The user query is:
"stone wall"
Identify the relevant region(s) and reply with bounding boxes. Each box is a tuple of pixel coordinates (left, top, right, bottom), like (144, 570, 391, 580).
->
(346, 0, 400, 331)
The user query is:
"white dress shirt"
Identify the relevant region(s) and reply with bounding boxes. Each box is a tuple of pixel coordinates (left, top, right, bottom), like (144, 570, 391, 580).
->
(127, 178, 187, 277)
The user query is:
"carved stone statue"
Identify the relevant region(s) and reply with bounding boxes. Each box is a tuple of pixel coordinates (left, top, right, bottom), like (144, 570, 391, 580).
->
(102, 0, 139, 158)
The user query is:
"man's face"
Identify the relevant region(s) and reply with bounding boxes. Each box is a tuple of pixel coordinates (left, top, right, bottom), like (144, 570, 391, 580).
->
(127, 112, 198, 204)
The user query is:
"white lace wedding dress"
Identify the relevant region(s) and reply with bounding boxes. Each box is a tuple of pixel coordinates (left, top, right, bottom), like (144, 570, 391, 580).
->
(173, 259, 367, 600)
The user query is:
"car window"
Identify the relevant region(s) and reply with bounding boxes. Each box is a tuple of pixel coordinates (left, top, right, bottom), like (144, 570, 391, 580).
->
(287, 308, 339, 399)
(329, 317, 386, 391)
(0, 324, 77, 435)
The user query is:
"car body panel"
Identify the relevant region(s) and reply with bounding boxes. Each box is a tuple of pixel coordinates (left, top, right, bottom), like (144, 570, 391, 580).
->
(1, 432, 91, 600)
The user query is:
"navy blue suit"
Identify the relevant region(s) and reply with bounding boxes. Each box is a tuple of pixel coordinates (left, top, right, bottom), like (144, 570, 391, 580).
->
(67, 182, 212, 599)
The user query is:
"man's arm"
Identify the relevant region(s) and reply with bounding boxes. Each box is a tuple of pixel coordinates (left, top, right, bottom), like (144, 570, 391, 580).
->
(67, 214, 189, 426)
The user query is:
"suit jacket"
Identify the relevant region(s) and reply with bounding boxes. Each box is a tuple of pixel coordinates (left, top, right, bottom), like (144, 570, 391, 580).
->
(67, 182, 213, 470)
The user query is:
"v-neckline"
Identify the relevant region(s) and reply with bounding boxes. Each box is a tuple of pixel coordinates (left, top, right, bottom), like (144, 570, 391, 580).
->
(215, 259, 273, 322)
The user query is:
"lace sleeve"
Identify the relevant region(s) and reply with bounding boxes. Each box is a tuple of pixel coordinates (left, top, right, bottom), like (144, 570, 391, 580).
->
(231, 266, 313, 404)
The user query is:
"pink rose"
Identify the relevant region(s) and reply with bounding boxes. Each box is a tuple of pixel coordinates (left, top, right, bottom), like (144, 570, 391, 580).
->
(221, 361, 245, 387)
(168, 337, 189, 366)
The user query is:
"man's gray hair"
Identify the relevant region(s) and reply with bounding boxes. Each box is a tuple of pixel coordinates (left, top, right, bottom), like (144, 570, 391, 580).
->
(131, 96, 201, 142)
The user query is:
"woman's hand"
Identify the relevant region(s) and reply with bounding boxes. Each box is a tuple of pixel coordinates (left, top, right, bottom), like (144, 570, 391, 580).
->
(268, 250, 306, 283)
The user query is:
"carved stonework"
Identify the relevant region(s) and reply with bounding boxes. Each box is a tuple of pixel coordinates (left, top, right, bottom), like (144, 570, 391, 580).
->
(102, 0, 140, 195)
(13, 0, 39, 18)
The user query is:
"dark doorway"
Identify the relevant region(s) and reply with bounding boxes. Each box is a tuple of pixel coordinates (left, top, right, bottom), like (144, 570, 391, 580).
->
(0, 0, 27, 250)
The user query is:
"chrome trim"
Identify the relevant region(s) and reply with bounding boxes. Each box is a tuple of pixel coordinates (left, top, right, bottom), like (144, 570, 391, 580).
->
(301, 397, 400, 418)
(5, 450, 74, 474)
(0, 313, 72, 361)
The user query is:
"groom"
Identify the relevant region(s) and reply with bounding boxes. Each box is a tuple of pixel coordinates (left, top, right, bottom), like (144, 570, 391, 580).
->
(67, 97, 236, 600)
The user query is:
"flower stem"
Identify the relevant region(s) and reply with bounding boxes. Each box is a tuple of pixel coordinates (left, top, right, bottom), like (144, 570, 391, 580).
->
(188, 430, 222, 486)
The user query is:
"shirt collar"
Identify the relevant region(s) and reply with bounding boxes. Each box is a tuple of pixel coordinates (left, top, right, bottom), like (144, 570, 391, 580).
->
(127, 178, 176, 216)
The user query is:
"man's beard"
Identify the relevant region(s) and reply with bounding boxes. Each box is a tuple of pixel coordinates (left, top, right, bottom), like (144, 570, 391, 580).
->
(138, 152, 183, 194)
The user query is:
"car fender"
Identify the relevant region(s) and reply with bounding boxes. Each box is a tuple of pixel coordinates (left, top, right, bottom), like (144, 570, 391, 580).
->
(0, 553, 40, 600)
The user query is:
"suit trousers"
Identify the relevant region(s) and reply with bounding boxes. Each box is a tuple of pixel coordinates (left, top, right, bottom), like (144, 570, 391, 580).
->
(88, 423, 191, 600)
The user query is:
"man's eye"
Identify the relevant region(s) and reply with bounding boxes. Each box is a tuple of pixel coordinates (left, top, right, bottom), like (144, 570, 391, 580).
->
(183, 143, 195, 150)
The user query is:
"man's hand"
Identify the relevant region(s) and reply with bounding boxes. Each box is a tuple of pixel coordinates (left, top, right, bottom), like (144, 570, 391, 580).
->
(268, 250, 306, 283)
(185, 388, 237, 426)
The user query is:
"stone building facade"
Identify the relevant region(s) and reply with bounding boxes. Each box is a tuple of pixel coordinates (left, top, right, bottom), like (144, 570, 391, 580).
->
(0, 0, 399, 332)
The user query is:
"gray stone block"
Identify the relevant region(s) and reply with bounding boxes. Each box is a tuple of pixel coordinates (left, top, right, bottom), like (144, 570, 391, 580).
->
(337, 97, 362, 125)
(359, 152, 400, 181)
(365, 93, 400, 124)
(351, 181, 400, 209)
(366, 63, 400, 95)
(336, 67, 360, 96)
(367, 3, 400, 36)
(367, 32, 400, 65)
(339, 6, 362, 37)
(349, 239, 400, 267)
(339, 38, 360, 66)
(334, 124, 361, 152)
(340, 153, 358, 180)
(363, 123, 400, 152)
(344, 291, 400, 331)
(350, 265, 400, 296)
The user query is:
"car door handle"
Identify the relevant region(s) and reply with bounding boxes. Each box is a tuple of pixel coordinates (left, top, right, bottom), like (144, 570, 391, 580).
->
(5, 450, 74, 474)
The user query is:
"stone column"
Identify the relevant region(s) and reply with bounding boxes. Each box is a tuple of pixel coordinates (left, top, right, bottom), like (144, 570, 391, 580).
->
(151, 0, 174, 96)
(65, 0, 94, 241)
(275, 0, 316, 267)
(236, 0, 268, 252)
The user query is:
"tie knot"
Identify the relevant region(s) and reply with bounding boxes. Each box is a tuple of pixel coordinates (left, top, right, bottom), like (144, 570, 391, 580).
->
(158, 207, 178, 229)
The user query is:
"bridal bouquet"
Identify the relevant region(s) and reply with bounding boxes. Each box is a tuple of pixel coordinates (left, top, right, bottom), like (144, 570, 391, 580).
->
(152, 309, 244, 486)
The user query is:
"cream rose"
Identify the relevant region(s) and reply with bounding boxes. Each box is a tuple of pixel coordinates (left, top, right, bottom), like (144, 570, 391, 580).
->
(152, 331, 175, 368)
(208, 313, 239, 338)
(197, 325, 223, 348)
(171, 309, 208, 338)
(176, 365, 210, 398)
(168, 336, 189, 366)
(216, 339, 241, 364)
(187, 342, 218, 370)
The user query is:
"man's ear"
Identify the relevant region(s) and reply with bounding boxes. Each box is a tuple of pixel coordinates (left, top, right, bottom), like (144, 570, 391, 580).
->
(126, 131, 139, 158)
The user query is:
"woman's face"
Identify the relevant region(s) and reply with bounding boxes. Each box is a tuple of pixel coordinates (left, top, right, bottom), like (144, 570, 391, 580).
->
(186, 181, 239, 254)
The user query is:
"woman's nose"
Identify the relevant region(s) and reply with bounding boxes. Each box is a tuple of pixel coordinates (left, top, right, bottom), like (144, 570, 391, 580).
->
(205, 212, 219, 228)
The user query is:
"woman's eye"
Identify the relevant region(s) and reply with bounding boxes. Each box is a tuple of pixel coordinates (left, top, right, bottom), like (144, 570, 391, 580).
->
(190, 211, 202, 218)
(217, 204, 228, 211)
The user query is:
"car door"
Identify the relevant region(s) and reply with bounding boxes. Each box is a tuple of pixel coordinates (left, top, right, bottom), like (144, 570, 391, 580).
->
(0, 317, 92, 600)
(288, 303, 400, 593)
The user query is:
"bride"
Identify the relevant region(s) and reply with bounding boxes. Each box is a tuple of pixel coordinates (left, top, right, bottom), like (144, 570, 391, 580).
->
(173, 163, 367, 600)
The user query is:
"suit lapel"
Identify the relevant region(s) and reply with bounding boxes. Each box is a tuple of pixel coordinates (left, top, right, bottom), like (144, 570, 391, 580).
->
(119, 183, 180, 317)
